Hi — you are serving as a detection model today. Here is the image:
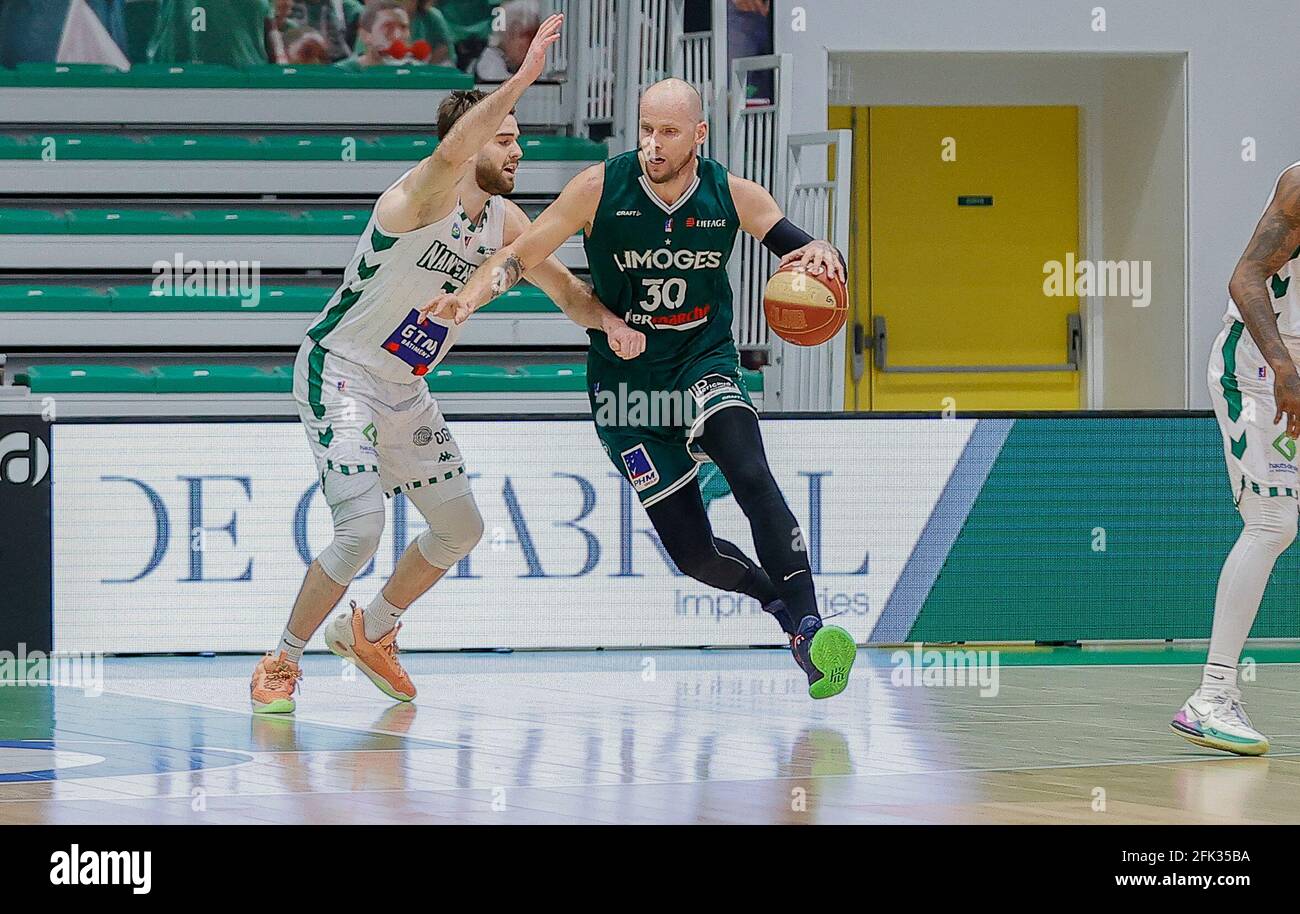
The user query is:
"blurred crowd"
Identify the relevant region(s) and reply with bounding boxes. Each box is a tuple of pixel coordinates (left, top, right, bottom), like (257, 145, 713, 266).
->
(0, 0, 774, 96)
(0, 0, 550, 79)
(156, 0, 545, 77)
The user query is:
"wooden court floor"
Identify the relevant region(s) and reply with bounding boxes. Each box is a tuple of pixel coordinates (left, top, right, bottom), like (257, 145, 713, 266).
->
(1, 645, 1298, 824)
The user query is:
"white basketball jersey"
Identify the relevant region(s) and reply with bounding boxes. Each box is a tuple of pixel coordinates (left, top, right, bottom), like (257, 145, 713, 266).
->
(308, 171, 507, 384)
(1226, 161, 1300, 334)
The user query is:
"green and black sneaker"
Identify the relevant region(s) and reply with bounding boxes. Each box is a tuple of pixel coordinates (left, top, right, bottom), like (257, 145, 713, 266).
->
(790, 614, 856, 700)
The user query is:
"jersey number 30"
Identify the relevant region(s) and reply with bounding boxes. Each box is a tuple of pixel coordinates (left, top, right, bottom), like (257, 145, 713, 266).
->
(639, 277, 687, 311)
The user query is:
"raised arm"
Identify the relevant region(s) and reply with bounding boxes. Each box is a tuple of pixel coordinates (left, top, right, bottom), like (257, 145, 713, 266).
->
(420, 163, 604, 323)
(376, 13, 563, 232)
(1229, 165, 1300, 439)
(728, 173, 845, 283)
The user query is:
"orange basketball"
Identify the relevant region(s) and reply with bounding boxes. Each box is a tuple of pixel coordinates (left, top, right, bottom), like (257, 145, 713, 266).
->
(762, 261, 848, 346)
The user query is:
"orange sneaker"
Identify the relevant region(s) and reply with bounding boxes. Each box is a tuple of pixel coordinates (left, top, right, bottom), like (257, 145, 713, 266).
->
(250, 651, 302, 713)
(324, 602, 416, 702)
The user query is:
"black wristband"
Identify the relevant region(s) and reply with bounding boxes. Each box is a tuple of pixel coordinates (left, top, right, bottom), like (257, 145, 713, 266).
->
(761, 217, 847, 271)
(761, 217, 815, 258)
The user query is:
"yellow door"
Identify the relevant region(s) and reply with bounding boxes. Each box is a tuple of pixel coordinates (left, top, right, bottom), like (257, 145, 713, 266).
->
(842, 106, 1081, 411)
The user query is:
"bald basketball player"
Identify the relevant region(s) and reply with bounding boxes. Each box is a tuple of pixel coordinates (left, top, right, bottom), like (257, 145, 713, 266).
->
(421, 79, 858, 699)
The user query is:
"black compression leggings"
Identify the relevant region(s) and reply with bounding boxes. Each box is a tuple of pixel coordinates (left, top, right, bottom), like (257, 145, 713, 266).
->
(643, 406, 818, 633)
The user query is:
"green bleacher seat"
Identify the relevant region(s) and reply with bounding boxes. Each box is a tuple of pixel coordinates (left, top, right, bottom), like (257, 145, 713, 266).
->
(364, 135, 439, 161)
(108, 284, 327, 313)
(153, 365, 290, 393)
(518, 136, 608, 160)
(0, 286, 113, 312)
(479, 286, 561, 314)
(13, 63, 130, 87)
(515, 364, 587, 392)
(12, 362, 766, 395)
(241, 65, 356, 89)
(125, 63, 247, 89)
(185, 209, 303, 234)
(63, 209, 194, 234)
(424, 364, 513, 393)
(256, 135, 371, 161)
(0, 282, 565, 314)
(0, 209, 68, 233)
(20, 364, 157, 393)
(297, 211, 370, 234)
(3, 62, 475, 91)
(21, 133, 148, 160)
(346, 65, 472, 90)
(0, 135, 34, 158)
(0, 131, 604, 163)
(141, 135, 262, 160)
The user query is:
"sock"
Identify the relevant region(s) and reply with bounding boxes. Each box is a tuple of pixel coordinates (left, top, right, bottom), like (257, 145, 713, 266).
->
(1200, 662, 1237, 697)
(277, 629, 307, 665)
(363, 591, 406, 642)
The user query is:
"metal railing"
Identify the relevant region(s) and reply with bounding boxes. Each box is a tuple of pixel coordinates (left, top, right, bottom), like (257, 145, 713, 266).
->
(728, 54, 792, 351)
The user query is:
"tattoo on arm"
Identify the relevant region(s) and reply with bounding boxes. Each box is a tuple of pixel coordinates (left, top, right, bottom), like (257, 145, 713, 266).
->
(1231, 172, 1300, 372)
(490, 254, 524, 296)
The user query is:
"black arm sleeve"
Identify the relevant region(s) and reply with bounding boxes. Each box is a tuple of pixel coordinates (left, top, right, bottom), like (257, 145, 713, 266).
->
(761, 217, 847, 271)
(760, 217, 814, 257)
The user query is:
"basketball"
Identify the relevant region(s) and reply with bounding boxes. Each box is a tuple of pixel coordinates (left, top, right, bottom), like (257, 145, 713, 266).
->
(762, 261, 848, 346)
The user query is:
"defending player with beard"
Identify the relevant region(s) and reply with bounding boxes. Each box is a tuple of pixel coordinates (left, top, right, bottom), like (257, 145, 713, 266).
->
(421, 78, 857, 700)
(250, 14, 647, 713)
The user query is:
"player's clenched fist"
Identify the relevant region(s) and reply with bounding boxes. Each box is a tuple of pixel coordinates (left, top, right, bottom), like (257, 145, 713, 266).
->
(419, 292, 473, 325)
(600, 314, 645, 360)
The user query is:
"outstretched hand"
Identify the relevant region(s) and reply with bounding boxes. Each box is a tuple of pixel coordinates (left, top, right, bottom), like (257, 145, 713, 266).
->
(419, 292, 474, 325)
(515, 13, 563, 86)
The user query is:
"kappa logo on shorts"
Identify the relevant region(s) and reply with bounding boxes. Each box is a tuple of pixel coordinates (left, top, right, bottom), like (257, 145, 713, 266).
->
(413, 426, 433, 446)
(438, 451, 456, 463)
(620, 444, 660, 491)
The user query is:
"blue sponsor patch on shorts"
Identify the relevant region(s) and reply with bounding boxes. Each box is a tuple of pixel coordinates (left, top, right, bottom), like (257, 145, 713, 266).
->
(382, 310, 450, 376)
(620, 443, 660, 491)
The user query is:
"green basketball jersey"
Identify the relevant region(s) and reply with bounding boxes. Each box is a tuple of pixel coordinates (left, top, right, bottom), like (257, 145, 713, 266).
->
(584, 150, 741, 367)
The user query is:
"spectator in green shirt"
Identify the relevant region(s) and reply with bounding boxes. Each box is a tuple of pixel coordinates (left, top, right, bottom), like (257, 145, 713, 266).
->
(148, 0, 276, 67)
(437, 0, 499, 43)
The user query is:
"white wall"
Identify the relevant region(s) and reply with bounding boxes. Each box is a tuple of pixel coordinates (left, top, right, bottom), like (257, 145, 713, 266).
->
(776, 0, 1300, 408)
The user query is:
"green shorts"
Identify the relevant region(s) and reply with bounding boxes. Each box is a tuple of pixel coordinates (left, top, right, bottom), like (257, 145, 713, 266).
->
(587, 345, 756, 507)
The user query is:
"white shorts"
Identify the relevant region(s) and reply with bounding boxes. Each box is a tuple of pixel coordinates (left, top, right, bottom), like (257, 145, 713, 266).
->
(293, 340, 470, 501)
(1207, 319, 1299, 502)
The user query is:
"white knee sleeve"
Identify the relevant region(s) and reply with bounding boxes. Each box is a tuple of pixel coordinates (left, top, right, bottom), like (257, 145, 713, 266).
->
(408, 490, 485, 569)
(316, 472, 385, 585)
(1238, 487, 1297, 552)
